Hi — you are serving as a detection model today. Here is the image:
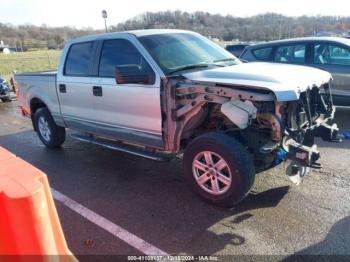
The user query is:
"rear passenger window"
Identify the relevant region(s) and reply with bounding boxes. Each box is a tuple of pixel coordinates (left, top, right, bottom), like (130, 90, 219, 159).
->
(98, 39, 155, 83)
(252, 47, 273, 61)
(274, 44, 306, 63)
(64, 42, 94, 76)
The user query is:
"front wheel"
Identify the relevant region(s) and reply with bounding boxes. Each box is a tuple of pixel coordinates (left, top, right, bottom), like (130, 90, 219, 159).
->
(183, 132, 255, 207)
(34, 107, 66, 148)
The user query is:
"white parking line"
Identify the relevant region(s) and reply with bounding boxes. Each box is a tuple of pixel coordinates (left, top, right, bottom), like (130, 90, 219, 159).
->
(51, 188, 168, 256)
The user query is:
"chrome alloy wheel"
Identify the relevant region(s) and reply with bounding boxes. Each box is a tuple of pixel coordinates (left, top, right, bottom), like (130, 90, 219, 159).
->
(192, 151, 232, 195)
(38, 116, 51, 142)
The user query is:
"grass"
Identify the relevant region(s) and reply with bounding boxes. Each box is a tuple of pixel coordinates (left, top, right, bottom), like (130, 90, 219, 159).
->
(0, 50, 62, 81)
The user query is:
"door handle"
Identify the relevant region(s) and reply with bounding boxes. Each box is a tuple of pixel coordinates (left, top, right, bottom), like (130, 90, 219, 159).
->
(59, 84, 66, 93)
(93, 86, 103, 96)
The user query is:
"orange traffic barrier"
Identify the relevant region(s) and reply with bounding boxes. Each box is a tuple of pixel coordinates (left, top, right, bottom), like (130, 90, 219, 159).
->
(0, 147, 75, 260)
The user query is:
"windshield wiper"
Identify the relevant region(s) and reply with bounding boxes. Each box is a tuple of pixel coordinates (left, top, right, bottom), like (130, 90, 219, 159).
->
(168, 62, 227, 75)
(168, 64, 210, 75)
(213, 58, 237, 63)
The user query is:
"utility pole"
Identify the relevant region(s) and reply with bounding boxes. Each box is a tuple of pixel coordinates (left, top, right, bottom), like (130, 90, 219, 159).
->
(19, 39, 23, 53)
(102, 10, 108, 33)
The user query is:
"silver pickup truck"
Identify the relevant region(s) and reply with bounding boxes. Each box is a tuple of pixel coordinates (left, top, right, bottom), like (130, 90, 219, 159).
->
(15, 30, 340, 207)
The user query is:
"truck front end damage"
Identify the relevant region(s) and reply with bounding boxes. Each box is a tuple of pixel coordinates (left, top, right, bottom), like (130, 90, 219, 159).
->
(162, 75, 339, 184)
(281, 83, 339, 183)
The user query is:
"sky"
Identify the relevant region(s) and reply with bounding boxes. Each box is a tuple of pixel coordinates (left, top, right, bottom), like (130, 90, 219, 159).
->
(1, 0, 349, 29)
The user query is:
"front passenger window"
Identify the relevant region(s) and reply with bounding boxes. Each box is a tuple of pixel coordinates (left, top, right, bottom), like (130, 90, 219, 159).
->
(314, 43, 350, 65)
(98, 39, 155, 84)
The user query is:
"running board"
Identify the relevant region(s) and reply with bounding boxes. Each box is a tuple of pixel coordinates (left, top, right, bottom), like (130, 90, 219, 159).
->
(71, 133, 170, 162)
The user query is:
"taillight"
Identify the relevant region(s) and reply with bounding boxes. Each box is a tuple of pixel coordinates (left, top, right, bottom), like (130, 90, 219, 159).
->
(11, 76, 19, 96)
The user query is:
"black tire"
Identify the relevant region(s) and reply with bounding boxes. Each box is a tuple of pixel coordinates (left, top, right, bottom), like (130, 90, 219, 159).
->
(34, 107, 66, 148)
(183, 132, 255, 207)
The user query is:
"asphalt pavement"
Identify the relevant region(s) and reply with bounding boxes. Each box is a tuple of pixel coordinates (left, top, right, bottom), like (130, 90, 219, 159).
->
(1, 100, 349, 261)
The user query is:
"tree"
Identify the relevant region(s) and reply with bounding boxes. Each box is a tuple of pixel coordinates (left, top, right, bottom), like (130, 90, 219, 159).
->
(1, 12, 349, 50)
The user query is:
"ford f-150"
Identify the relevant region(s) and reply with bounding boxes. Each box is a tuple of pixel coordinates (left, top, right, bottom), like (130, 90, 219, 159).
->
(15, 30, 340, 207)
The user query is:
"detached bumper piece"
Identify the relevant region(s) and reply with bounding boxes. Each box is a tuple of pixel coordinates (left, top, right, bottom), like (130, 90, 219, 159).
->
(285, 84, 340, 166)
(283, 137, 320, 168)
(281, 138, 320, 185)
(282, 84, 341, 184)
(283, 122, 340, 169)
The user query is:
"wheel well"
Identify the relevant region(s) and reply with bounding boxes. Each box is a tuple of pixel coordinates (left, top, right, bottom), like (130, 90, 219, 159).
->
(30, 98, 47, 130)
(30, 98, 47, 115)
(180, 105, 239, 148)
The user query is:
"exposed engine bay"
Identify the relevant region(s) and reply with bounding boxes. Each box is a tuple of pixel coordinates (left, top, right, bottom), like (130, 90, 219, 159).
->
(161, 77, 339, 184)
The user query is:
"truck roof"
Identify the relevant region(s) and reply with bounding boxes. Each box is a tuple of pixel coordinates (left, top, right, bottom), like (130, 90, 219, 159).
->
(68, 29, 194, 44)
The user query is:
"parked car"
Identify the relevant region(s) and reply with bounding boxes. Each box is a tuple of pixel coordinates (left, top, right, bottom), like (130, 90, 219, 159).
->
(226, 44, 250, 57)
(0, 77, 11, 102)
(240, 37, 350, 106)
(15, 30, 339, 207)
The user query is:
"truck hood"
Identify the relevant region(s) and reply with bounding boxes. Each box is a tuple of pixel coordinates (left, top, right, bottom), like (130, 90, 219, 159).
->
(182, 62, 332, 101)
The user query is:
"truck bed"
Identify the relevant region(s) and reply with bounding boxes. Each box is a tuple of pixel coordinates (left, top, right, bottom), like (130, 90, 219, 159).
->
(15, 70, 60, 118)
(15, 70, 57, 76)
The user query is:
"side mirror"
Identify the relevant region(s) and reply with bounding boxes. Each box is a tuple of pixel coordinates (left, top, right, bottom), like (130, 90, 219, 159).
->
(115, 65, 154, 85)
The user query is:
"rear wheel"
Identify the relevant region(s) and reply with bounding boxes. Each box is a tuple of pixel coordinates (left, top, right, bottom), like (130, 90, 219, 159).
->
(183, 132, 255, 207)
(34, 107, 66, 148)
